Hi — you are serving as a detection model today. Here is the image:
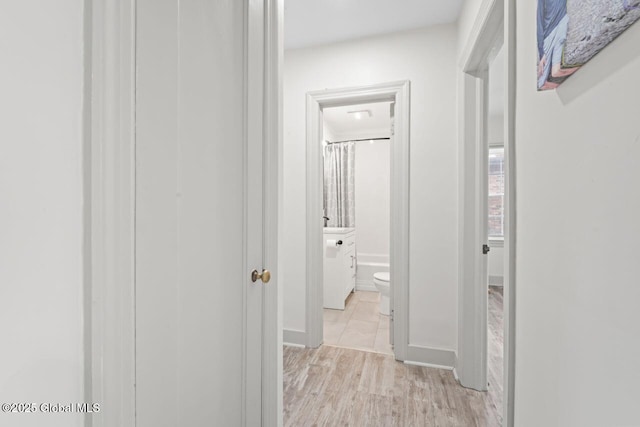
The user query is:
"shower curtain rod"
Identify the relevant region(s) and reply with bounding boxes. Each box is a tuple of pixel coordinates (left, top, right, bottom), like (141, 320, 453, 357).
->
(325, 137, 390, 145)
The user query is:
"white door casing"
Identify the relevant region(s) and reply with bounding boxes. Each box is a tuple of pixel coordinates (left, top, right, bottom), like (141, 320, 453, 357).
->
(458, 0, 517, 425)
(89, 1, 137, 425)
(457, 0, 503, 393)
(389, 101, 395, 348)
(305, 81, 410, 361)
(90, 0, 281, 426)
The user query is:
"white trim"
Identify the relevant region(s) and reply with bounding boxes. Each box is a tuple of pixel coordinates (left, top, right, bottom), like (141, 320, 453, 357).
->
(458, 0, 504, 74)
(458, 0, 517, 425)
(283, 342, 306, 349)
(503, 1, 517, 424)
(355, 282, 378, 292)
(305, 81, 411, 361)
(405, 345, 457, 369)
(305, 91, 324, 348)
(244, 2, 265, 423)
(489, 275, 504, 286)
(457, 70, 489, 392)
(458, 0, 505, 393)
(82, 1, 93, 422)
(283, 329, 307, 347)
(404, 361, 454, 371)
(489, 237, 505, 248)
(261, 0, 282, 426)
(89, 1, 137, 426)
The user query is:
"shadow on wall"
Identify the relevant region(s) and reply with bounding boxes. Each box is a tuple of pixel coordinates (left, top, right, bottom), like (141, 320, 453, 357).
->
(557, 16, 640, 104)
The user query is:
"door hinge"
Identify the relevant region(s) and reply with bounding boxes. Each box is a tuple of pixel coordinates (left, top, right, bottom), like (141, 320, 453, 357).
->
(482, 244, 490, 255)
(390, 309, 394, 321)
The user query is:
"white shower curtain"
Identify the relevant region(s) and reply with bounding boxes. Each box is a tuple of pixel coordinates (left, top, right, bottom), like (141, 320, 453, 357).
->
(323, 141, 356, 228)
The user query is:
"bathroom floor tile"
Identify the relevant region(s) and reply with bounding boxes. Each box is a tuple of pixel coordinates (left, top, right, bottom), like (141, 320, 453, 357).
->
(378, 314, 390, 330)
(373, 327, 393, 355)
(323, 308, 350, 323)
(344, 291, 357, 307)
(338, 319, 378, 349)
(356, 291, 380, 303)
(322, 291, 392, 355)
(351, 301, 380, 323)
(324, 321, 347, 345)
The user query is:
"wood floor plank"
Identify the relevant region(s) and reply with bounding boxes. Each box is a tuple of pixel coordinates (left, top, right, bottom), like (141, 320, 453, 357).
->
(284, 288, 504, 426)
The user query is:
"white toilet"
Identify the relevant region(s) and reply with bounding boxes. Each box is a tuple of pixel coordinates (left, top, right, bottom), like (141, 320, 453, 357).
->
(373, 272, 390, 315)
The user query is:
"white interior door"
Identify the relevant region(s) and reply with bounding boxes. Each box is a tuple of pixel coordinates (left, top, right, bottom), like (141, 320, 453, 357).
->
(479, 72, 490, 281)
(478, 71, 490, 388)
(134, 1, 264, 425)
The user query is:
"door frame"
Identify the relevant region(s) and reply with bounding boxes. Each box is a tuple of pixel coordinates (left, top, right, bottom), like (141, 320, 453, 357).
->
(88, 0, 282, 425)
(88, 0, 136, 425)
(261, 0, 283, 425)
(457, 0, 516, 425)
(304, 81, 410, 361)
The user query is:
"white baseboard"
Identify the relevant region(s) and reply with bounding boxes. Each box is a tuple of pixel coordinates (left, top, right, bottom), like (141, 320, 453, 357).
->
(404, 360, 453, 370)
(489, 275, 504, 286)
(355, 280, 378, 292)
(283, 342, 305, 349)
(404, 345, 456, 369)
(283, 329, 306, 347)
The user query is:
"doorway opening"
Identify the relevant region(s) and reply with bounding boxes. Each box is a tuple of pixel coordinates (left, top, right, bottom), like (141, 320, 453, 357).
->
(304, 81, 411, 362)
(457, 1, 516, 426)
(321, 101, 393, 355)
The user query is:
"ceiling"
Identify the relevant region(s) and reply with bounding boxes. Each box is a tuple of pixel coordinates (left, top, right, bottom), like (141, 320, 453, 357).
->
(284, 0, 465, 50)
(324, 101, 391, 140)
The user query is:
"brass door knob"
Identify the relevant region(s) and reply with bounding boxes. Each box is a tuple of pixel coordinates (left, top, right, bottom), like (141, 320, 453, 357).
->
(251, 269, 271, 283)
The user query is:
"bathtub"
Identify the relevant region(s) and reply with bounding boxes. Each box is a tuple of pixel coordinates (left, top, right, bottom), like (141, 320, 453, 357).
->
(355, 253, 390, 292)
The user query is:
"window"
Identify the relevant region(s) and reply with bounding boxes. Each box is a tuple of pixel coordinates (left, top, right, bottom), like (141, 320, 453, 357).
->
(488, 147, 504, 239)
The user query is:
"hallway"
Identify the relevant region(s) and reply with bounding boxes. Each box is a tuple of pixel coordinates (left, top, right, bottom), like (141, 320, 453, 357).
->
(283, 288, 504, 426)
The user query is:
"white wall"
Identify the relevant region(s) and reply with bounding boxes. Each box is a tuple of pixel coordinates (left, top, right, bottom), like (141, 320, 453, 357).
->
(322, 123, 336, 143)
(329, 128, 392, 143)
(488, 114, 504, 145)
(513, 3, 640, 426)
(283, 25, 459, 352)
(457, 0, 484, 55)
(354, 140, 390, 263)
(0, 2, 86, 427)
(487, 246, 504, 286)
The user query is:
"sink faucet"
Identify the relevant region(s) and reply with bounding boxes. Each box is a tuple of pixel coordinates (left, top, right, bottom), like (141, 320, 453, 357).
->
(323, 216, 330, 227)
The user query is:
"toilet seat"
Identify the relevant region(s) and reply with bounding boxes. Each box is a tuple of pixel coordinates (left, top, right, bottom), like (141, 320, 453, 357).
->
(373, 272, 389, 283)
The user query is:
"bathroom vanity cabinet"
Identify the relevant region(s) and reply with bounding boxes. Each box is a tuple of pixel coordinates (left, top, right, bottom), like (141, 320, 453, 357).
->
(323, 227, 356, 310)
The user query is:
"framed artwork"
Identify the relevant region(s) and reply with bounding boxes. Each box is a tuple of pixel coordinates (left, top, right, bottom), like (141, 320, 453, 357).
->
(537, 0, 640, 90)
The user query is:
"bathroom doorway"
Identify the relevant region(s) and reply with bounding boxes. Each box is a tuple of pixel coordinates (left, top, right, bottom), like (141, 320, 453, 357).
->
(321, 101, 393, 355)
(304, 81, 411, 361)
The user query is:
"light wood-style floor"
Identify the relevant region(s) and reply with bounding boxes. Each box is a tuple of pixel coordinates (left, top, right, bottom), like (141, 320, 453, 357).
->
(323, 291, 393, 355)
(487, 286, 504, 424)
(283, 287, 504, 426)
